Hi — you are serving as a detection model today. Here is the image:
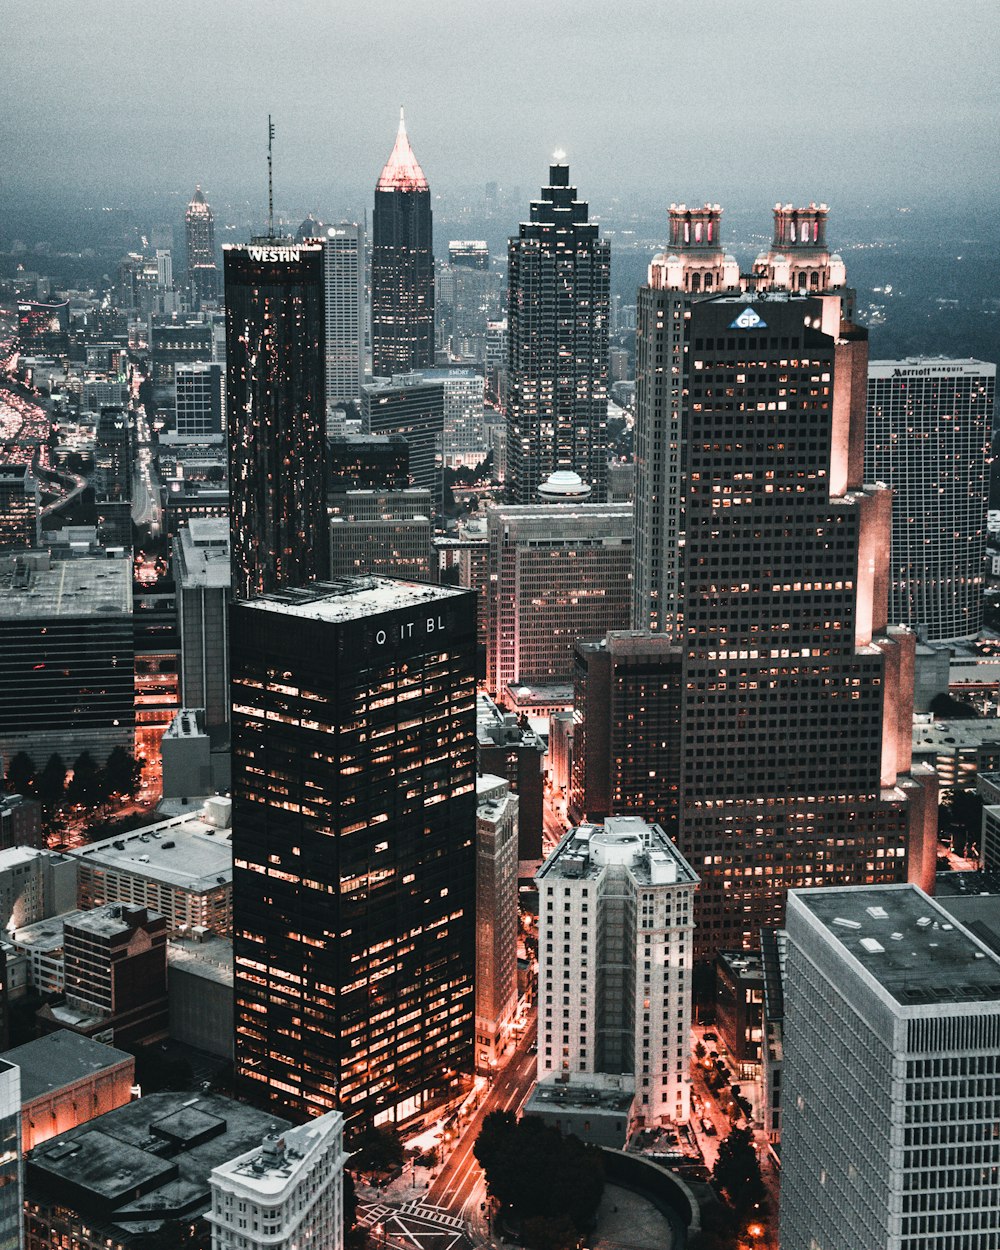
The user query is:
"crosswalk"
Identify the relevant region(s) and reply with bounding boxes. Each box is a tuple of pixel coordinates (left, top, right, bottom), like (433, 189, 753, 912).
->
(400, 1200, 466, 1230)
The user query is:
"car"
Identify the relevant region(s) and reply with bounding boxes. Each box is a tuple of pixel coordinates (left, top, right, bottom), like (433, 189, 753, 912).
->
(703, 1031, 717, 1043)
(527, 1041, 537, 1054)
(700, 1117, 717, 1136)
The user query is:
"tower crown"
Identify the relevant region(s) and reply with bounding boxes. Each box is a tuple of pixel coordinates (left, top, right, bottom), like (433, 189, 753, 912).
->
(377, 108, 429, 192)
(773, 202, 828, 249)
(668, 204, 722, 250)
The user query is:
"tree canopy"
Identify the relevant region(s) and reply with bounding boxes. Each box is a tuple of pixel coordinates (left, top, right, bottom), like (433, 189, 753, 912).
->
(712, 1125, 766, 1210)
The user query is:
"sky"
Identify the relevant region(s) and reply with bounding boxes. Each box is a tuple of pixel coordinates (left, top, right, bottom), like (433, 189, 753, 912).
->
(2, 0, 998, 217)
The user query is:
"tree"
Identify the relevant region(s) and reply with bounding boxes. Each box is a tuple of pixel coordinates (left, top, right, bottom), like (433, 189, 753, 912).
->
(929, 691, 979, 720)
(713, 1126, 765, 1211)
(473, 1109, 517, 1174)
(5, 750, 36, 797)
(105, 745, 142, 797)
(350, 1124, 404, 1176)
(695, 1040, 707, 1060)
(37, 754, 67, 810)
(67, 750, 103, 807)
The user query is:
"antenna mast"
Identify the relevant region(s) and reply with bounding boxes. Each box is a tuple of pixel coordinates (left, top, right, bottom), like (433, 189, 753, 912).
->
(267, 115, 275, 237)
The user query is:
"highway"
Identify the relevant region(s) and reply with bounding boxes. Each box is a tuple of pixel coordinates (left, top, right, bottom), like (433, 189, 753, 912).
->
(428, 1013, 538, 1234)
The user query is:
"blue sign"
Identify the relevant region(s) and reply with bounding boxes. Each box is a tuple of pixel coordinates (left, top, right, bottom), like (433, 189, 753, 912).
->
(729, 307, 767, 330)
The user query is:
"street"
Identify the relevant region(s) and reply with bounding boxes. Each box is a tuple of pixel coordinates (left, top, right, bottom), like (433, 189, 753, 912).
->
(428, 1013, 538, 1233)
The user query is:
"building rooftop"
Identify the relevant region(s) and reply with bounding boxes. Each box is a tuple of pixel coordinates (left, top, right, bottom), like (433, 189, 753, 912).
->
(212, 1111, 343, 1199)
(528, 1079, 634, 1115)
(70, 806, 232, 895)
(27, 1092, 291, 1234)
(237, 576, 469, 624)
(791, 885, 1000, 1008)
(167, 934, 233, 987)
(538, 817, 699, 890)
(913, 720, 1000, 752)
(174, 519, 230, 590)
(66, 902, 164, 941)
(0, 554, 131, 619)
(2, 1029, 133, 1102)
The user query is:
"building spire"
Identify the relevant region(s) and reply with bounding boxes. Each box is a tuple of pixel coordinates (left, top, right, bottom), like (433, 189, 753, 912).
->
(377, 107, 429, 192)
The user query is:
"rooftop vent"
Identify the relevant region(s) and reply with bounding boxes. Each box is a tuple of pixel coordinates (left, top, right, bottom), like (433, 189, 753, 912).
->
(833, 917, 862, 930)
(916, 916, 933, 928)
(865, 906, 888, 920)
(860, 937, 885, 954)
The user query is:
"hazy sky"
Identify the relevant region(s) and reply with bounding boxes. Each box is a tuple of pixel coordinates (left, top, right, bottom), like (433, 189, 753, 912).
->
(2, 0, 998, 215)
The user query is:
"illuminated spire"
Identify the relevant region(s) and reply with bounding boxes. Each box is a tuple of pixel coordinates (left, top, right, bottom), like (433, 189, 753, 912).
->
(377, 107, 429, 192)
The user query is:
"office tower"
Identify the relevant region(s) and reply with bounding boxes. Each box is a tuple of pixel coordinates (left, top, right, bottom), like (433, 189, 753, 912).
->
(866, 358, 996, 641)
(155, 250, 173, 290)
(0, 1061, 20, 1250)
(16, 299, 69, 355)
(40, 903, 168, 1046)
(328, 487, 433, 582)
(361, 374, 444, 494)
(569, 632, 682, 827)
(433, 367, 487, 467)
(174, 518, 231, 731)
(0, 466, 37, 552)
(224, 241, 327, 601)
(485, 502, 632, 697)
(438, 241, 501, 363)
(0, 554, 134, 768)
(506, 161, 610, 504)
(0, 795, 43, 853)
(230, 578, 476, 1125)
(477, 694, 546, 861)
(781, 884, 1000, 1250)
(534, 817, 697, 1127)
(312, 224, 366, 409)
(186, 185, 219, 304)
(475, 775, 520, 1073)
(175, 362, 224, 440)
(209, 1113, 346, 1250)
(630, 203, 938, 960)
(327, 433, 410, 491)
(150, 319, 214, 385)
(93, 406, 133, 547)
(25, 1093, 290, 1250)
(371, 110, 434, 377)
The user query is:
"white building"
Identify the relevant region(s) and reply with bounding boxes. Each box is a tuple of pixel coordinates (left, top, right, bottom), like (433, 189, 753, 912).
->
(866, 359, 996, 642)
(0, 847, 76, 933)
(781, 884, 1000, 1250)
(321, 224, 365, 410)
(69, 798, 233, 936)
(535, 817, 698, 1128)
(475, 775, 520, 1072)
(209, 1111, 346, 1250)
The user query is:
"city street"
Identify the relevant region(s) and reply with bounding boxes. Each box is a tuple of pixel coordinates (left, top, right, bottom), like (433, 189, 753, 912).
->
(427, 1013, 538, 1232)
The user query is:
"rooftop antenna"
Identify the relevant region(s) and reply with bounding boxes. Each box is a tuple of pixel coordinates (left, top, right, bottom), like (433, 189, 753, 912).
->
(267, 115, 275, 238)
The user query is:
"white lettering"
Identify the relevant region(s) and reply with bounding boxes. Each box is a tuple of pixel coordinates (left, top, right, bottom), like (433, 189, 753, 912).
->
(375, 630, 387, 646)
(247, 246, 301, 263)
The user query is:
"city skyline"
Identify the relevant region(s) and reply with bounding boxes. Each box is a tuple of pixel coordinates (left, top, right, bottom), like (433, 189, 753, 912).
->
(1, 1, 997, 211)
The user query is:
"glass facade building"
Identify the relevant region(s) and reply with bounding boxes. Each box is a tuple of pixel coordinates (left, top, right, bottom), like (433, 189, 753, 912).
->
(506, 163, 610, 503)
(230, 578, 477, 1126)
(371, 113, 434, 378)
(224, 242, 328, 602)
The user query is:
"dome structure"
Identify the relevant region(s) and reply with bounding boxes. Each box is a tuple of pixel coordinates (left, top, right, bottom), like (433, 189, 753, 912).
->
(537, 469, 593, 502)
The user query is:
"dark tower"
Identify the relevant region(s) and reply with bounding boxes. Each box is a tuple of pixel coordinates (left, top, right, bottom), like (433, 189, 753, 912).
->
(185, 185, 218, 304)
(230, 578, 477, 1126)
(505, 159, 610, 503)
(223, 242, 328, 601)
(371, 109, 434, 378)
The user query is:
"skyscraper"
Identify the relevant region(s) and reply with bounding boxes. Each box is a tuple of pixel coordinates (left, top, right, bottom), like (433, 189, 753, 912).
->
(371, 110, 434, 378)
(866, 358, 996, 641)
(224, 241, 327, 601)
(230, 578, 477, 1126)
(781, 884, 1000, 1250)
(628, 204, 937, 959)
(320, 224, 365, 409)
(185, 185, 218, 305)
(506, 160, 610, 503)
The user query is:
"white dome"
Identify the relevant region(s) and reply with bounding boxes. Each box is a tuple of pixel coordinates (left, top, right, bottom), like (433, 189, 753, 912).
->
(538, 470, 592, 501)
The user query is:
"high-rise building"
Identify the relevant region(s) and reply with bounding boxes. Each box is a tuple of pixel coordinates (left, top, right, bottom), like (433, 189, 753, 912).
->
(781, 884, 1000, 1250)
(224, 241, 327, 601)
(534, 817, 698, 1128)
(0, 1060, 21, 1250)
(209, 1113, 347, 1250)
(506, 161, 610, 503)
(361, 374, 444, 495)
(485, 502, 632, 697)
(866, 358, 996, 641)
(174, 518, 231, 732)
(437, 241, 502, 363)
(0, 466, 37, 553)
(629, 203, 938, 960)
(318, 224, 365, 409)
(327, 433, 410, 491)
(371, 110, 434, 378)
(328, 487, 434, 582)
(186, 185, 219, 305)
(175, 361, 224, 441)
(230, 578, 477, 1126)
(569, 632, 682, 827)
(475, 775, 520, 1073)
